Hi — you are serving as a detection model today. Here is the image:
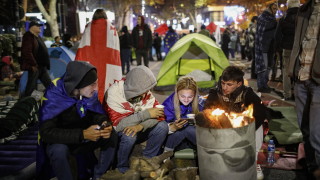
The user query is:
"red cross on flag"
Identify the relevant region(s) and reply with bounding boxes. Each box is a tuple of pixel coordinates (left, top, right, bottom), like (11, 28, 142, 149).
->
(75, 19, 122, 101)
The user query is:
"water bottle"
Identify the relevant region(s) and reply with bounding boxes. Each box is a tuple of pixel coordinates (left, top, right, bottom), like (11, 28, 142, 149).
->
(267, 139, 275, 166)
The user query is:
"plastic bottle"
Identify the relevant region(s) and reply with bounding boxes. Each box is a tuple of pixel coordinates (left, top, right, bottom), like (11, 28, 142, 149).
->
(267, 139, 275, 166)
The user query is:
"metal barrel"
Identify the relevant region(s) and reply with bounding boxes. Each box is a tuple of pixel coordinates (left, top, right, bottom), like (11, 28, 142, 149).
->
(196, 121, 256, 180)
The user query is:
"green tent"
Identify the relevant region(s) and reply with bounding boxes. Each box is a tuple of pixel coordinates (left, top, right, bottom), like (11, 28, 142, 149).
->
(156, 33, 229, 89)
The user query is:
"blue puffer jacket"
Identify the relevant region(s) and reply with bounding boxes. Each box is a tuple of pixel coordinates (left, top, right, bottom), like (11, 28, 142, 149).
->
(162, 93, 203, 123)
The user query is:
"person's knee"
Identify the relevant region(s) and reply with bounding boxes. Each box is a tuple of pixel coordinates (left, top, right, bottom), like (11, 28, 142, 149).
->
(153, 121, 169, 136)
(120, 133, 137, 146)
(47, 144, 69, 159)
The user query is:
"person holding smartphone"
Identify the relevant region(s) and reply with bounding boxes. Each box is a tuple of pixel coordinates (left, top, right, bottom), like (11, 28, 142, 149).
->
(104, 65, 168, 175)
(162, 77, 203, 152)
(39, 61, 117, 180)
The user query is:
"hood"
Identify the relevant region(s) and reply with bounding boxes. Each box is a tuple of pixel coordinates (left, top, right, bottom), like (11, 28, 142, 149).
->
(124, 66, 156, 100)
(63, 61, 96, 95)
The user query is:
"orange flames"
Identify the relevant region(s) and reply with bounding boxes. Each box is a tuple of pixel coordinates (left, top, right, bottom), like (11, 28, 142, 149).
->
(203, 104, 254, 129)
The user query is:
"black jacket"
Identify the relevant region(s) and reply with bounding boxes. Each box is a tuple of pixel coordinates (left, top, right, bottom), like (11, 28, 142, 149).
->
(275, 7, 299, 50)
(39, 61, 110, 144)
(132, 24, 152, 50)
(40, 106, 108, 144)
(204, 86, 266, 130)
(120, 33, 133, 49)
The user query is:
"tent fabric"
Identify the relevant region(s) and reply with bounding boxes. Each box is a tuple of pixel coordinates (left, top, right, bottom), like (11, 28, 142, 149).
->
(19, 46, 74, 95)
(156, 33, 229, 88)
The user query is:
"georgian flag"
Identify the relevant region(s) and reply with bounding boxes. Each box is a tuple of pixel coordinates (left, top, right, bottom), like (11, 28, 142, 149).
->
(75, 19, 122, 101)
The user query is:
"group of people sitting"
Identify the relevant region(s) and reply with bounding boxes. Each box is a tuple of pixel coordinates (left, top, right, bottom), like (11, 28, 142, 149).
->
(38, 61, 266, 180)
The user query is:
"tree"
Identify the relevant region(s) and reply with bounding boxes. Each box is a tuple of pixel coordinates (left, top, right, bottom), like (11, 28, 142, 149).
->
(104, 0, 165, 29)
(35, 0, 59, 37)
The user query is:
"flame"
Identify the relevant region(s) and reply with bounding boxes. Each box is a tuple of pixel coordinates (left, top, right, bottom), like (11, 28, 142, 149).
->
(211, 108, 225, 116)
(203, 104, 254, 129)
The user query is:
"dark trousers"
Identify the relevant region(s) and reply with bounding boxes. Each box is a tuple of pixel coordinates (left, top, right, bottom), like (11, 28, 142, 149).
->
(155, 47, 162, 60)
(24, 66, 51, 97)
(46, 129, 118, 180)
(120, 48, 132, 74)
(135, 49, 149, 67)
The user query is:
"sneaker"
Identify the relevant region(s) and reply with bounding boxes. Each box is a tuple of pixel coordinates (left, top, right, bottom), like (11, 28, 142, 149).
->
(257, 164, 264, 180)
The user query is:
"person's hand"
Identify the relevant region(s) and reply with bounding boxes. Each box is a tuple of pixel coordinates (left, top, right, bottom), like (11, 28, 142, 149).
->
(83, 125, 101, 141)
(169, 119, 188, 132)
(31, 66, 38, 72)
(123, 124, 143, 137)
(148, 108, 164, 119)
(100, 125, 112, 139)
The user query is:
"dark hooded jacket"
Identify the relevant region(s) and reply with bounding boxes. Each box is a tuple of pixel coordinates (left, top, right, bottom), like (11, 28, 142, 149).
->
(204, 82, 266, 130)
(132, 16, 152, 50)
(40, 61, 108, 144)
(275, 7, 299, 50)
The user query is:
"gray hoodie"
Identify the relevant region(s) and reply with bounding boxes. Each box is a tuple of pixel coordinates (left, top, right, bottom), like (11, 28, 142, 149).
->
(115, 66, 158, 132)
(124, 65, 157, 100)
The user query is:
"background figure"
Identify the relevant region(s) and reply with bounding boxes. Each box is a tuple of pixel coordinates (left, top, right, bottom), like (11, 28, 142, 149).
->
(105, 66, 168, 174)
(20, 20, 51, 97)
(50, 36, 62, 47)
(119, 25, 133, 75)
(221, 28, 231, 59)
(240, 31, 247, 60)
(153, 33, 162, 61)
(163, 26, 179, 55)
(39, 61, 117, 180)
(198, 24, 210, 37)
(132, 15, 153, 67)
(162, 77, 202, 152)
(75, 9, 122, 101)
(62, 34, 74, 49)
(255, 3, 278, 93)
(228, 30, 238, 60)
(288, 0, 320, 176)
(247, 16, 258, 79)
(1, 56, 22, 82)
(275, 0, 299, 100)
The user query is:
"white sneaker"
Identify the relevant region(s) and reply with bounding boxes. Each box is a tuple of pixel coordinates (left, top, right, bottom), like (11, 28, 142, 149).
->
(257, 164, 264, 180)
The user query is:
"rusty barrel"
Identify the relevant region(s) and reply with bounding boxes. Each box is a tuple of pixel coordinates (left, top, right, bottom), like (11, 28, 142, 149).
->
(196, 121, 256, 180)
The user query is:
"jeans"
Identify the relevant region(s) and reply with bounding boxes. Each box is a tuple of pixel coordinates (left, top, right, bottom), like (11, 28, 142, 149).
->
(120, 48, 132, 74)
(257, 53, 271, 90)
(135, 49, 149, 67)
(24, 66, 51, 97)
(46, 130, 118, 180)
(117, 121, 168, 173)
(295, 80, 320, 167)
(282, 49, 293, 98)
(164, 125, 196, 151)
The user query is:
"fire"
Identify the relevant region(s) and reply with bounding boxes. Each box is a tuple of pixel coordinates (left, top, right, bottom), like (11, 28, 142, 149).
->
(202, 104, 254, 129)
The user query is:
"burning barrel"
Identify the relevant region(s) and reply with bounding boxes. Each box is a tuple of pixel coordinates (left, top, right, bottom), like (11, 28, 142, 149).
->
(195, 106, 256, 180)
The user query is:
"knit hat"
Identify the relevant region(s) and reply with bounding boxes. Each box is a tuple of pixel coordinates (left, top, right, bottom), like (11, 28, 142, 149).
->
(75, 69, 97, 89)
(287, 0, 300, 8)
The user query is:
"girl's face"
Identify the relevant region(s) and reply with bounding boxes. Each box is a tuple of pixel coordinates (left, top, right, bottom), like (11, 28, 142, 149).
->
(178, 89, 195, 106)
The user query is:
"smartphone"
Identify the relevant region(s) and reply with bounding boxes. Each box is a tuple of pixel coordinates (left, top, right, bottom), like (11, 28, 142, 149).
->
(99, 123, 111, 130)
(179, 118, 195, 125)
